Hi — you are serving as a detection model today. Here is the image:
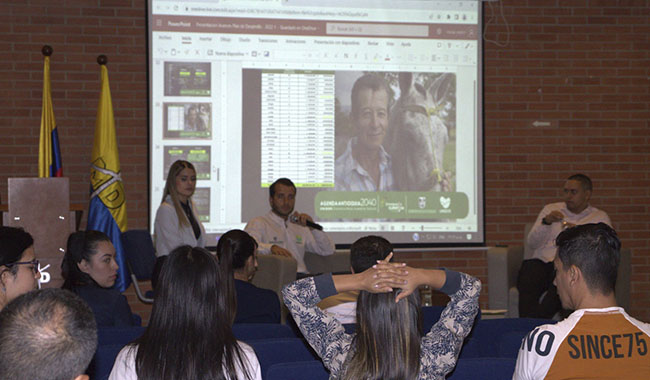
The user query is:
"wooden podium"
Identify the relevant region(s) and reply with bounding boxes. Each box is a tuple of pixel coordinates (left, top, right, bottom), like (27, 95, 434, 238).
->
(2, 178, 76, 288)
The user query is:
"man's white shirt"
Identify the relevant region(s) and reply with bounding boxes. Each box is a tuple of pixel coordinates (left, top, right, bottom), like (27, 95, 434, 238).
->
(526, 202, 611, 263)
(245, 211, 335, 273)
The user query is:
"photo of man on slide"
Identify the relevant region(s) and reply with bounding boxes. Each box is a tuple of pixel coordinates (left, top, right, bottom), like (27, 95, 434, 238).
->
(334, 71, 456, 193)
(335, 74, 395, 192)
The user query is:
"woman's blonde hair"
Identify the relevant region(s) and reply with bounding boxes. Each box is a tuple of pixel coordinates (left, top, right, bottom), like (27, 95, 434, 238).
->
(161, 160, 196, 227)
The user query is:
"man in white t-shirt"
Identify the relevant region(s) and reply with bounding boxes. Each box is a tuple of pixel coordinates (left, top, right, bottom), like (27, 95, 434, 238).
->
(517, 173, 611, 318)
(245, 178, 335, 276)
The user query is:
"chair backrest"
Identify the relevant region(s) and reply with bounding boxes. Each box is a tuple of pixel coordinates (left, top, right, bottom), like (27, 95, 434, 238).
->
(266, 361, 330, 380)
(91, 344, 128, 380)
(97, 326, 146, 346)
(459, 318, 555, 359)
(446, 358, 516, 380)
(497, 330, 530, 359)
(304, 249, 351, 275)
(233, 323, 298, 340)
(249, 338, 321, 378)
(121, 230, 157, 280)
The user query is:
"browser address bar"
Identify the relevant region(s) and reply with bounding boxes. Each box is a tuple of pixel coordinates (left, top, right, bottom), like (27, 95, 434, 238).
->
(326, 22, 428, 37)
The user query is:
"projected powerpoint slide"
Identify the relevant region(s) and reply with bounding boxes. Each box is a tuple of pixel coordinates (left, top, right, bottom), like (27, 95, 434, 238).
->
(162, 145, 211, 180)
(164, 62, 211, 96)
(192, 187, 211, 223)
(163, 102, 212, 139)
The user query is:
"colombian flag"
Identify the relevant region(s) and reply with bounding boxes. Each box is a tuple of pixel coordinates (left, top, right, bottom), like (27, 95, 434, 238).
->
(87, 61, 130, 292)
(38, 52, 63, 177)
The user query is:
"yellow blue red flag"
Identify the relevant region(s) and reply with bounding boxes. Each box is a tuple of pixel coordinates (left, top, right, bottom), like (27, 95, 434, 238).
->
(87, 60, 130, 292)
(38, 52, 63, 177)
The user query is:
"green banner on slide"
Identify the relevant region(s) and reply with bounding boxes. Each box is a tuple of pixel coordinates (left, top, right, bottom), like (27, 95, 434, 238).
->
(314, 191, 469, 219)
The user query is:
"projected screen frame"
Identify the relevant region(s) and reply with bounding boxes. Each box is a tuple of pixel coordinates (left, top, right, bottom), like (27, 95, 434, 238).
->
(148, 0, 484, 249)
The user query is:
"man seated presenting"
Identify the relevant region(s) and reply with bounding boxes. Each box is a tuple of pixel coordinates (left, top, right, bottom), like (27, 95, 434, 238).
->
(318, 235, 392, 323)
(0, 288, 98, 380)
(518, 173, 611, 318)
(513, 223, 650, 379)
(245, 177, 335, 276)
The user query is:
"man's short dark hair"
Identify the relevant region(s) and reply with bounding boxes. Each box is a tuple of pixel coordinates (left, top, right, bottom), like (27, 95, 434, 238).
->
(269, 178, 296, 198)
(556, 223, 620, 295)
(0, 288, 98, 380)
(350, 74, 392, 118)
(567, 173, 592, 191)
(350, 235, 393, 273)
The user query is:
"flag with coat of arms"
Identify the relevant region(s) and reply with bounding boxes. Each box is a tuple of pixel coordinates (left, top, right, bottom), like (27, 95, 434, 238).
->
(86, 56, 130, 292)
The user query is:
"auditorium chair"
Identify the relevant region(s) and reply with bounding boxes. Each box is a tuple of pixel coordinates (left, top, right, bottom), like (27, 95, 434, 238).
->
(233, 323, 298, 340)
(249, 338, 321, 378)
(446, 358, 517, 380)
(121, 229, 157, 304)
(487, 224, 631, 317)
(252, 249, 351, 299)
(265, 361, 330, 380)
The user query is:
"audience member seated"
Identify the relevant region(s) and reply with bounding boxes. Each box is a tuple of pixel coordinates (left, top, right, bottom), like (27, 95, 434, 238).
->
(0, 226, 41, 311)
(61, 230, 137, 327)
(317, 235, 392, 324)
(513, 223, 650, 379)
(283, 250, 481, 379)
(217, 229, 280, 324)
(517, 173, 611, 318)
(0, 288, 97, 380)
(109, 245, 261, 380)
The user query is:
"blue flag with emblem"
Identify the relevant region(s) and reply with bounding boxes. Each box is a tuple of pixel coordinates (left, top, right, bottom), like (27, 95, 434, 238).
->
(86, 59, 130, 292)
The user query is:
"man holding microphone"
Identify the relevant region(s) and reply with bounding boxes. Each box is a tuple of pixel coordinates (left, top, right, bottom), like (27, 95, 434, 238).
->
(245, 178, 335, 277)
(517, 174, 611, 318)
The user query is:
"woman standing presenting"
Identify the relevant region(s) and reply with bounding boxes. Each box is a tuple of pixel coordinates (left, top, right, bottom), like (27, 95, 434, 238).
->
(154, 160, 206, 257)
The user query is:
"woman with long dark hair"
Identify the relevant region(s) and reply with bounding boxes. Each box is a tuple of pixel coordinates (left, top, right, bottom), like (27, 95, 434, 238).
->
(217, 229, 281, 324)
(0, 227, 40, 310)
(283, 242, 481, 380)
(61, 230, 136, 327)
(109, 245, 261, 380)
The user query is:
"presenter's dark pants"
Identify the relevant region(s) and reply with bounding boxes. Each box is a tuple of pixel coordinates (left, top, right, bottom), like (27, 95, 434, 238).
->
(517, 259, 561, 318)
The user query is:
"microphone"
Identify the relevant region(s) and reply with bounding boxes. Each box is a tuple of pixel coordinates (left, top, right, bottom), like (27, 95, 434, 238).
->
(290, 215, 323, 231)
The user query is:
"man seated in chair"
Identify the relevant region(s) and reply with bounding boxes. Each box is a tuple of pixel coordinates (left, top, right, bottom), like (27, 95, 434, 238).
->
(318, 235, 392, 324)
(513, 223, 650, 379)
(245, 178, 335, 278)
(517, 173, 611, 318)
(0, 288, 98, 380)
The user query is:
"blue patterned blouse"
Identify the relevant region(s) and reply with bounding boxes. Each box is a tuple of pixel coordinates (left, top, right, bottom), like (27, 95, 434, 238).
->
(282, 270, 481, 380)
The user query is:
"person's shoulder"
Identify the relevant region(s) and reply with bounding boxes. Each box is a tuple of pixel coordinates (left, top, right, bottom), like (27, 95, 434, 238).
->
(520, 313, 581, 352)
(587, 205, 609, 216)
(236, 340, 258, 358)
(154, 199, 175, 217)
(236, 280, 278, 299)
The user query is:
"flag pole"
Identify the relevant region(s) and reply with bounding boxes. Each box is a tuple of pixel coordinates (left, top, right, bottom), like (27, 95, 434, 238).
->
(39, 45, 63, 178)
(42, 45, 53, 57)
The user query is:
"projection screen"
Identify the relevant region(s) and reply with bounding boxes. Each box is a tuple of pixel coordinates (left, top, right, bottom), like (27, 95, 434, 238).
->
(148, 0, 484, 248)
